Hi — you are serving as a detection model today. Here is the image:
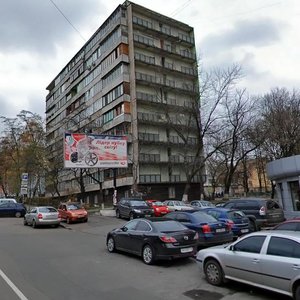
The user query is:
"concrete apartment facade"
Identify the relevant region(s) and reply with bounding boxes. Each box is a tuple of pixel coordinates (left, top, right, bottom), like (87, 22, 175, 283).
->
(267, 155, 300, 219)
(45, 1, 201, 205)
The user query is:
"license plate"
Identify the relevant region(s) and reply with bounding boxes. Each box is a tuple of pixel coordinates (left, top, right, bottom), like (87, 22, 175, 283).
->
(216, 228, 226, 233)
(145, 215, 151, 217)
(181, 247, 193, 253)
(241, 229, 249, 233)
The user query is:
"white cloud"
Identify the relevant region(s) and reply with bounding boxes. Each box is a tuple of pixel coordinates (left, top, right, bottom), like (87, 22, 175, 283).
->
(0, 0, 300, 120)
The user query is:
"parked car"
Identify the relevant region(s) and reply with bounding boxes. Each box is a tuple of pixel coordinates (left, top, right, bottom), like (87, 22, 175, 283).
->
(190, 200, 215, 209)
(106, 217, 198, 264)
(196, 231, 300, 300)
(273, 218, 300, 231)
(164, 200, 195, 211)
(116, 198, 154, 220)
(58, 202, 88, 224)
(146, 200, 169, 217)
(165, 210, 233, 247)
(24, 206, 60, 228)
(202, 207, 250, 238)
(0, 198, 17, 204)
(222, 198, 285, 231)
(0, 202, 26, 218)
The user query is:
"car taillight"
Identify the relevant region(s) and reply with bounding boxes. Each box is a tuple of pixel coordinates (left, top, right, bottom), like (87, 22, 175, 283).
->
(202, 224, 211, 233)
(193, 232, 199, 240)
(259, 206, 266, 216)
(160, 236, 177, 243)
(227, 220, 234, 229)
(38, 213, 43, 219)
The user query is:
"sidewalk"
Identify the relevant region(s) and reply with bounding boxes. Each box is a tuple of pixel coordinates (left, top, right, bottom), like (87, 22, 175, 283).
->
(88, 207, 115, 217)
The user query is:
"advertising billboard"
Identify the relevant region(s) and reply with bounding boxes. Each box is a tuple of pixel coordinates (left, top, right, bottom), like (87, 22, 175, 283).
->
(64, 133, 128, 168)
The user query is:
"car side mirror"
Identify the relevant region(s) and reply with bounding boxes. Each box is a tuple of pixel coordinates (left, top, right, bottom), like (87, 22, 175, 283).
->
(229, 245, 235, 251)
(122, 227, 128, 232)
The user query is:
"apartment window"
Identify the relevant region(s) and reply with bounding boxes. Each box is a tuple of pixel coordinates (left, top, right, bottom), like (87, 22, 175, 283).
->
(132, 16, 153, 29)
(102, 64, 126, 88)
(140, 153, 160, 162)
(135, 52, 155, 64)
(133, 34, 154, 46)
(100, 27, 121, 54)
(139, 175, 161, 183)
(170, 175, 180, 182)
(103, 110, 114, 124)
(102, 84, 124, 107)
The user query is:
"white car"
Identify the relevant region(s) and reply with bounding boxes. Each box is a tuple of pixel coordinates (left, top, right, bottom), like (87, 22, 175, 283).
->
(196, 230, 300, 300)
(164, 200, 195, 211)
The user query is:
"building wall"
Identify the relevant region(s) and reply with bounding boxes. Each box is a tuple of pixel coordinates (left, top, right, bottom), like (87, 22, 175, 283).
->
(267, 155, 300, 219)
(45, 1, 200, 204)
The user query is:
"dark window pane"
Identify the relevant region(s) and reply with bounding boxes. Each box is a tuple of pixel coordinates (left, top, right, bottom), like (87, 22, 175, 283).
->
(275, 222, 298, 231)
(136, 221, 151, 231)
(234, 236, 266, 253)
(192, 211, 219, 222)
(154, 220, 186, 232)
(267, 237, 296, 258)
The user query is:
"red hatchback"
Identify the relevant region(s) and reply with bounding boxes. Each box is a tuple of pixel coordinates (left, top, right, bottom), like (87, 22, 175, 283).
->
(146, 200, 169, 217)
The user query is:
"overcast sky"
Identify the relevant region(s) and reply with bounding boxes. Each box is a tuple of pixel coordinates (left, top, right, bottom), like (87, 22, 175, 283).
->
(0, 0, 299, 119)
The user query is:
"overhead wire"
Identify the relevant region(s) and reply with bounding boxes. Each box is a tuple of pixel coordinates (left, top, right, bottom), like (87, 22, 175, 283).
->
(49, 0, 86, 42)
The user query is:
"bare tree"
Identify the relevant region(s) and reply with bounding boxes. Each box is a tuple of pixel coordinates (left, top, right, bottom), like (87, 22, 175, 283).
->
(259, 88, 300, 158)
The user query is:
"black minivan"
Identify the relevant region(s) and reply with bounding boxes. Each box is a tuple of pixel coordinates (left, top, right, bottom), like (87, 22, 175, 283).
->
(116, 198, 154, 220)
(222, 198, 285, 230)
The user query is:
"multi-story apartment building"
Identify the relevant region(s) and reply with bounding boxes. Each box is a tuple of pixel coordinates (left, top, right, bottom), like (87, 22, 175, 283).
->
(45, 1, 201, 205)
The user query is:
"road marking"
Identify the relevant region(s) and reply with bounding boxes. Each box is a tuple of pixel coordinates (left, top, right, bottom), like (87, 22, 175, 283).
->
(0, 268, 29, 300)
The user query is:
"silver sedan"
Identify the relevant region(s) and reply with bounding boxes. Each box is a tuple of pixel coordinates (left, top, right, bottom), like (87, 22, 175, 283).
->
(24, 206, 60, 228)
(196, 230, 300, 300)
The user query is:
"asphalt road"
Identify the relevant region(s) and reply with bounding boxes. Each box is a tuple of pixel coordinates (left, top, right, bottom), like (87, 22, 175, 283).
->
(0, 215, 291, 300)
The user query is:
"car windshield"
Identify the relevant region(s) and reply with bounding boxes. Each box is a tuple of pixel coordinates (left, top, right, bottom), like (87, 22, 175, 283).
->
(67, 204, 81, 210)
(175, 201, 188, 206)
(152, 201, 164, 206)
(154, 220, 187, 232)
(192, 211, 218, 222)
(227, 210, 245, 218)
(131, 201, 147, 206)
(201, 201, 215, 207)
(39, 207, 57, 213)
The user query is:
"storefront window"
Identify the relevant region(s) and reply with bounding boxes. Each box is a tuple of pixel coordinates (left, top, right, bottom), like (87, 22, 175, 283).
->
(289, 181, 300, 211)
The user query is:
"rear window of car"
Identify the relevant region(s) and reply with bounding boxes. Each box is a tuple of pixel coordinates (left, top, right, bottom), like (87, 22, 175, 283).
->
(266, 200, 280, 209)
(39, 207, 57, 213)
(154, 220, 187, 232)
(67, 204, 81, 210)
(152, 201, 164, 206)
(191, 211, 218, 222)
(227, 210, 246, 219)
(130, 201, 148, 206)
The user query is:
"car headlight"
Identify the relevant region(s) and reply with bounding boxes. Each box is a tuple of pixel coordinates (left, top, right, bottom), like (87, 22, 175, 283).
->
(134, 209, 141, 213)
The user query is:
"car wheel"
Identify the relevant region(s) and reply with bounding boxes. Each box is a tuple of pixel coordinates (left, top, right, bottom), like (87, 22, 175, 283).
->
(107, 236, 116, 253)
(129, 212, 134, 220)
(294, 284, 300, 300)
(142, 244, 155, 265)
(84, 218, 88, 223)
(23, 218, 28, 226)
(32, 220, 37, 229)
(15, 212, 21, 218)
(204, 259, 224, 286)
(116, 209, 121, 219)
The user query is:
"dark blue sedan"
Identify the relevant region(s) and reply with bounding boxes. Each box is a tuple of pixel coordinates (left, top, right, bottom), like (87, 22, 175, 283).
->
(202, 207, 250, 238)
(0, 202, 26, 218)
(165, 210, 233, 247)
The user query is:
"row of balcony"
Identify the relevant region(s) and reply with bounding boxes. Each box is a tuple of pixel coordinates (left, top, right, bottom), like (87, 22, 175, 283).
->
(132, 16, 194, 46)
(133, 34, 196, 61)
(135, 72, 197, 94)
